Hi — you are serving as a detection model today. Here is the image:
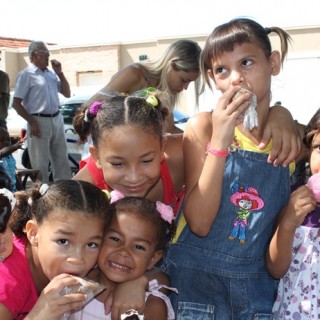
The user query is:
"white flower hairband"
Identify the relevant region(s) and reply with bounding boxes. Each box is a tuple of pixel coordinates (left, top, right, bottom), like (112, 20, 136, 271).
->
(0, 188, 16, 211)
(28, 183, 49, 206)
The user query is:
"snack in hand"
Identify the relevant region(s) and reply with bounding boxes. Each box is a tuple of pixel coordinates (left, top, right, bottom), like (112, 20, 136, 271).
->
(60, 276, 106, 320)
(232, 88, 258, 131)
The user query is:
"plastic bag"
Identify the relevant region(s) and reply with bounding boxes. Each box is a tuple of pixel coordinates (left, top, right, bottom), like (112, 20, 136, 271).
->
(232, 89, 258, 131)
(60, 276, 106, 320)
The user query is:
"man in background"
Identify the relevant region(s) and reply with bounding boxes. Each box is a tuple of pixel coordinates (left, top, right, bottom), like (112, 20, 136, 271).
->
(13, 41, 72, 183)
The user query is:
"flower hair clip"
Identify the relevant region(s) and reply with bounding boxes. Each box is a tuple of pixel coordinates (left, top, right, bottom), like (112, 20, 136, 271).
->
(146, 95, 158, 107)
(156, 201, 174, 224)
(110, 190, 125, 203)
(134, 87, 158, 107)
(84, 101, 103, 122)
(28, 184, 49, 206)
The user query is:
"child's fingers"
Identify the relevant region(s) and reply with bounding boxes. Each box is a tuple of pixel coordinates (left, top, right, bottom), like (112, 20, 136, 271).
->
(215, 86, 241, 111)
(227, 92, 251, 118)
(267, 130, 301, 167)
(59, 292, 87, 311)
(42, 273, 80, 296)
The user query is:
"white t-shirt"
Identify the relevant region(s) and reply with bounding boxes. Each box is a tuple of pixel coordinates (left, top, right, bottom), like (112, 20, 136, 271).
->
(70, 280, 177, 320)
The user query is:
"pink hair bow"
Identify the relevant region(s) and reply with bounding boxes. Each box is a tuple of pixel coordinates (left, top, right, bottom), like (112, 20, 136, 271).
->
(156, 201, 174, 224)
(110, 190, 125, 203)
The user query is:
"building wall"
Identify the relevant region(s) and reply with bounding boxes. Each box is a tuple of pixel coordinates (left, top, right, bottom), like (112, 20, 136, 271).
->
(1, 26, 320, 122)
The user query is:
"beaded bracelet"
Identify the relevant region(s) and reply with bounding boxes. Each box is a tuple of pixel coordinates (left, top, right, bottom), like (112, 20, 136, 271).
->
(206, 143, 229, 157)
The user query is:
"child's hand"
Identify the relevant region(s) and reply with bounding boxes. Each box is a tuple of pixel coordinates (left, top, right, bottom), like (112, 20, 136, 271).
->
(104, 276, 147, 319)
(211, 86, 250, 149)
(14, 138, 26, 150)
(280, 185, 316, 230)
(259, 105, 301, 167)
(25, 274, 86, 320)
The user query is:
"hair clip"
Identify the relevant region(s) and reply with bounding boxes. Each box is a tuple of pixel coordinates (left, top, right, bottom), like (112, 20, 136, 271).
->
(134, 86, 156, 98)
(146, 95, 158, 107)
(0, 188, 16, 211)
(156, 201, 174, 224)
(39, 184, 49, 196)
(110, 190, 125, 204)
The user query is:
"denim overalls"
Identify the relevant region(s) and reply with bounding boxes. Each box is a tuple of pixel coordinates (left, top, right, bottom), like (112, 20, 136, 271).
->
(162, 148, 291, 320)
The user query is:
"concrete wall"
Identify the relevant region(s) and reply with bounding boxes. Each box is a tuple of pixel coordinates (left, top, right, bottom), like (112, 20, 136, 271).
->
(1, 26, 320, 122)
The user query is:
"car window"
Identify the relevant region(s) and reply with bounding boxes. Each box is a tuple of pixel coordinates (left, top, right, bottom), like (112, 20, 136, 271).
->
(59, 103, 82, 124)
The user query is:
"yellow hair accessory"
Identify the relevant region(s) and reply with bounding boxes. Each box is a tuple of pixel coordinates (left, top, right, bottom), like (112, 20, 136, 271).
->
(102, 190, 111, 200)
(146, 95, 158, 107)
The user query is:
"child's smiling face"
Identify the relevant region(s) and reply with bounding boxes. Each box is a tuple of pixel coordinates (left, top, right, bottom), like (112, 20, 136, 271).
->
(91, 125, 165, 198)
(97, 211, 163, 285)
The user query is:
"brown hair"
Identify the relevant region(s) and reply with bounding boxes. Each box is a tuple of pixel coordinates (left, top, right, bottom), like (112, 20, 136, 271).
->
(201, 18, 292, 89)
(73, 93, 169, 146)
(106, 197, 175, 251)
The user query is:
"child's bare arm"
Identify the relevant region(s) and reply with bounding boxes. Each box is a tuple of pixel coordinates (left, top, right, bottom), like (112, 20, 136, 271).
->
(105, 269, 169, 320)
(266, 186, 316, 278)
(0, 304, 14, 320)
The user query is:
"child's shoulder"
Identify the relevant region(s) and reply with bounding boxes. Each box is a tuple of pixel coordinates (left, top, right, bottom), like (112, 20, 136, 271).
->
(187, 111, 212, 128)
(185, 111, 213, 139)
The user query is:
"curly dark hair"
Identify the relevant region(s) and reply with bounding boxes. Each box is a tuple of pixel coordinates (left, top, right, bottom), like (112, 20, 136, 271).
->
(73, 93, 169, 145)
(10, 179, 110, 237)
(106, 197, 176, 251)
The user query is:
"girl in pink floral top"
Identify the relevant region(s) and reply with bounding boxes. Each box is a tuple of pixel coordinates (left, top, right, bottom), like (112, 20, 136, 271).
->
(267, 108, 320, 319)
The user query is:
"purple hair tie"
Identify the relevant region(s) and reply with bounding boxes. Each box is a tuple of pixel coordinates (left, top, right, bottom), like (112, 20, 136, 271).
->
(84, 101, 103, 122)
(89, 101, 103, 115)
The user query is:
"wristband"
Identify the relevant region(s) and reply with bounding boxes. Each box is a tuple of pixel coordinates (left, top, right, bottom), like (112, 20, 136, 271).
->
(206, 143, 228, 157)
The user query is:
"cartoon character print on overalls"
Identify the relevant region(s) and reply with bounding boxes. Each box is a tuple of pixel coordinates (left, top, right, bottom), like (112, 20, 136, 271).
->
(229, 183, 264, 243)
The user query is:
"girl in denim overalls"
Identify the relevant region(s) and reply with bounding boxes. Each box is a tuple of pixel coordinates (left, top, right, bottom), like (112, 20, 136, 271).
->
(162, 18, 294, 319)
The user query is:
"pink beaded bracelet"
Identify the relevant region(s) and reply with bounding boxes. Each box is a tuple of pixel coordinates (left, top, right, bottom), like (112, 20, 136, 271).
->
(206, 143, 229, 157)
